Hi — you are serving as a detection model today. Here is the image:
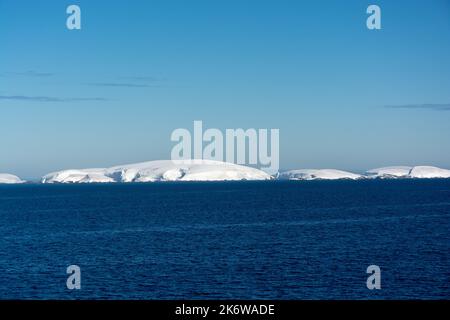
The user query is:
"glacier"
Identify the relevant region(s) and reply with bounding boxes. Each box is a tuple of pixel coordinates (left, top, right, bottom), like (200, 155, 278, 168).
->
(0, 173, 25, 184)
(278, 169, 362, 180)
(41, 160, 272, 183)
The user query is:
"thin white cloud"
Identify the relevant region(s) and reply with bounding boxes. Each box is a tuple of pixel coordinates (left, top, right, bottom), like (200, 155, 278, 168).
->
(385, 103, 450, 111)
(0, 95, 108, 102)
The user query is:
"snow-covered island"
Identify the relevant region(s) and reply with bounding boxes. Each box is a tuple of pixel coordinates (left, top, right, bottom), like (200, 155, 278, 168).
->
(278, 165, 450, 181)
(279, 169, 361, 181)
(409, 166, 450, 178)
(2, 163, 447, 184)
(366, 166, 450, 179)
(365, 166, 413, 179)
(41, 160, 272, 183)
(0, 173, 25, 184)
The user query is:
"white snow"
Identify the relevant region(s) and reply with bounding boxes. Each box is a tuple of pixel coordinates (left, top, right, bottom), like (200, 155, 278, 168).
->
(0, 173, 25, 184)
(41, 160, 272, 183)
(366, 166, 412, 179)
(366, 166, 450, 179)
(279, 169, 361, 180)
(32, 163, 450, 184)
(408, 166, 450, 179)
(42, 169, 114, 184)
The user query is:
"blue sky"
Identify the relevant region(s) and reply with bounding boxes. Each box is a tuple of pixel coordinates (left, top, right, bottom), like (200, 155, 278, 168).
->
(1, 0, 450, 178)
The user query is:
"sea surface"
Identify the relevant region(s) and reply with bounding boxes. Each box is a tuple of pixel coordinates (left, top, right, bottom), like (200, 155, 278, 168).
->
(0, 180, 449, 299)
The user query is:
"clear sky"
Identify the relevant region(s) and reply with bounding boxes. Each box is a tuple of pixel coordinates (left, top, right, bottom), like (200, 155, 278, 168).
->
(1, 0, 450, 179)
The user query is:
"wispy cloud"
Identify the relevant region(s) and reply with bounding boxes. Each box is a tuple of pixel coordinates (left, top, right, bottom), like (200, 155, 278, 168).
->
(0, 71, 54, 77)
(86, 82, 155, 88)
(385, 103, 450, 111)
(120, 76, 162, 82)
(0, 95, 108, 102)
(87, 76, 166, 88)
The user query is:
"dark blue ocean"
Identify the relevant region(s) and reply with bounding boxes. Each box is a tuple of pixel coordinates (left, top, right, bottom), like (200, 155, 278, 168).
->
(0, 180, 448, 299)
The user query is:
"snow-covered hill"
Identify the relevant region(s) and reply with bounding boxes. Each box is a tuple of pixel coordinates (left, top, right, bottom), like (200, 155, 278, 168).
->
(42, 169, 115, 184)
(0, 173, 25, 184)
(41, 160, 272, 183)
(366, 166, 450, 179)
(408, 166, 450, 178)
(366, 166, 412, 179)
(280, 166, 450, 180)
(279, 169, 361, 180)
